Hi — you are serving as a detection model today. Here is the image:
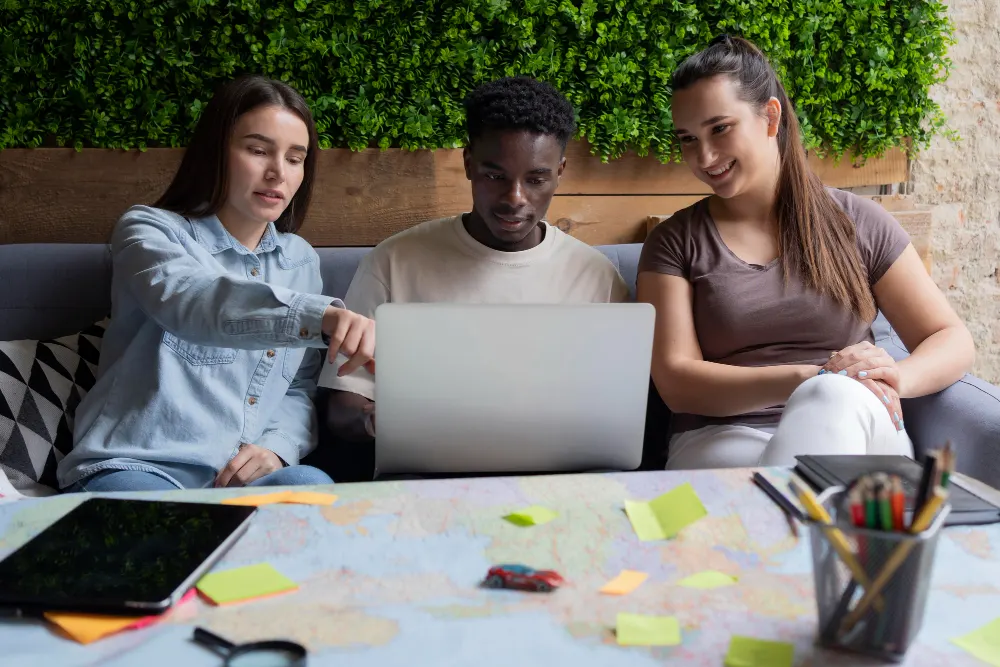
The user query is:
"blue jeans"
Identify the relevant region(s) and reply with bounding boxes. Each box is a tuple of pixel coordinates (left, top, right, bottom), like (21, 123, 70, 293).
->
(67, 465, 333, 493)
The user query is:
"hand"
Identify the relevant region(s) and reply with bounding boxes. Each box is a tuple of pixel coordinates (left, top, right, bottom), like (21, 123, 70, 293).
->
(823, 342, 900, 392)
(858, 378, 905, 432)
(214, 443, 283, 488)
(322, 306, 376, 377)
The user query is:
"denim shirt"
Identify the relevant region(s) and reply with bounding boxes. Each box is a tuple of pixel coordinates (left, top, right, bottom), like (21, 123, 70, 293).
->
(57, 206, 339, 489)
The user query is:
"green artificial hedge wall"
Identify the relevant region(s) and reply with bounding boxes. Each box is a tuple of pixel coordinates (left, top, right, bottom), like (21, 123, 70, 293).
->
(0, 0, 953, 161)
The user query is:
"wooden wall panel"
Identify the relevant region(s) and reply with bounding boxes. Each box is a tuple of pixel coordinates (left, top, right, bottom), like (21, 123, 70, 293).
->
(560, 143, 908, 195)
(548, 196, 703, 245)
(0, 143, 908, 246)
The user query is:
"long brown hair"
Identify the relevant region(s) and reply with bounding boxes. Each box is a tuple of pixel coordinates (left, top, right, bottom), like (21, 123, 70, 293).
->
(154, 75, 319, 234)
(672, 35, 876, 322)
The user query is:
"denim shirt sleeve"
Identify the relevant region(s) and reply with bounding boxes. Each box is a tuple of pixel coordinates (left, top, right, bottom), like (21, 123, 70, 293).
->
(257, 348, 323, 464)
(112, 206, 337, 348)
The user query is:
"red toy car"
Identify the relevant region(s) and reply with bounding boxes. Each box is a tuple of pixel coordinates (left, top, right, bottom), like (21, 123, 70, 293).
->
(483, 564, 564, 593)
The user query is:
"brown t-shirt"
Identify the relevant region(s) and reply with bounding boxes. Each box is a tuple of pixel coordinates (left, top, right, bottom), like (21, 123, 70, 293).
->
(639, 188, 911, 433)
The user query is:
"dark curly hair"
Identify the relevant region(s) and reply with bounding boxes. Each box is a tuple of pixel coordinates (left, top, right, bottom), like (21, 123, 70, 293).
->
(464, 76, 576, 150)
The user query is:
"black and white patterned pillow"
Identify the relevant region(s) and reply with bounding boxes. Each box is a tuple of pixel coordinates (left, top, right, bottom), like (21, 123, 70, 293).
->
(0, 319, 108, 495)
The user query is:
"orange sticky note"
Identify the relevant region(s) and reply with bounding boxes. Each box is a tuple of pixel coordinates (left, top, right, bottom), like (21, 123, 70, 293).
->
(221, 491, 337, 507)
(46, 614, 140, 645)
(45, 589, 195, 645)
(221, 491, 293, 506)
(600, 570, 649, 595)
(284, 491, 339, 506)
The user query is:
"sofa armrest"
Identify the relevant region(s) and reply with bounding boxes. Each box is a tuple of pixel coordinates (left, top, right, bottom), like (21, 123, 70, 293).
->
(873, 312, 1000, 489)
(901, 375, 1000, 491)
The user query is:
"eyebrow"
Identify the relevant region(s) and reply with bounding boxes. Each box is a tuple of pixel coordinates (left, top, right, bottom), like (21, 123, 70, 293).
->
(482, 161, 552, 174)
(243, 133, 308, 153)
(674, 116, 733, 135)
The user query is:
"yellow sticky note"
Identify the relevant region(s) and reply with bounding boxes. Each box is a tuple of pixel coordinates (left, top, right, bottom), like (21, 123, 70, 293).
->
(197, 563, 298, 606)
(616, 613, 681, 646)
(504, 505, 558, 526)
(600, 570, 649, 595)
(678, 571, 738, 589)
(221, 491, 338, 507)
(724, 635, 794, 667)
(625, 482, 708, 541)
(951, 617, 1000, 667)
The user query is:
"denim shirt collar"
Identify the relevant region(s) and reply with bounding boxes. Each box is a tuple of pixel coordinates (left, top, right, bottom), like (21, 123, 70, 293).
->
(191, 215, 283, 256)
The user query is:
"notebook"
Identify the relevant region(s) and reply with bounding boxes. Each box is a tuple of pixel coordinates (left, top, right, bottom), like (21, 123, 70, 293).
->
(794, 455, 1000, 527)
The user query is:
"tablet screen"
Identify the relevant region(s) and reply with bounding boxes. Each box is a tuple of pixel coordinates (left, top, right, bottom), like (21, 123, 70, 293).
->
(0, 498, 256, 614)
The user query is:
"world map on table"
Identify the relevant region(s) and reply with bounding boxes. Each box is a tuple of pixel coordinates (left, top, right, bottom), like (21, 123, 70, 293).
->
(0, 468, 998, 667)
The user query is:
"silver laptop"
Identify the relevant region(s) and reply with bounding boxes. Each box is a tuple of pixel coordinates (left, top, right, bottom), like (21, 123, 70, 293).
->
(373, 303, 655, 475)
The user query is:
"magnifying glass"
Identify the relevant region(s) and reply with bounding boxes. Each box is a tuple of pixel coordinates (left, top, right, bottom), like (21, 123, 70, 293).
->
(193, 627, 307, 666)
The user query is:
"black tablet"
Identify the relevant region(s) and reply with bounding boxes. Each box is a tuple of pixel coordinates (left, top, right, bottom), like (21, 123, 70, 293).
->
(0, 498, 257, 616)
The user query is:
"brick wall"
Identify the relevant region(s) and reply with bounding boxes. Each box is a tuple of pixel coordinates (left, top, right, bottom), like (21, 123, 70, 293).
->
(910, 0, 1000, 384)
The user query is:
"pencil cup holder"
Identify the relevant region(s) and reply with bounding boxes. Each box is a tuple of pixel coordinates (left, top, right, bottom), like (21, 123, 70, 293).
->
(806, 488, 951, 662)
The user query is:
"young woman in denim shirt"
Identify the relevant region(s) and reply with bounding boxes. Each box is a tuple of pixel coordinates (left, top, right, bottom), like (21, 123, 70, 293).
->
(58, 76, 375, 492)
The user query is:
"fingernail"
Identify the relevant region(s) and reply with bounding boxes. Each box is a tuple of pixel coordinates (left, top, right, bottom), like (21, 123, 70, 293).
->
(894, 412, 900, 422)
(882, 396, 890, 404)
(859, 371, 868, 378)
(818, 369, 827, 375)
(837, 370, 848, 376)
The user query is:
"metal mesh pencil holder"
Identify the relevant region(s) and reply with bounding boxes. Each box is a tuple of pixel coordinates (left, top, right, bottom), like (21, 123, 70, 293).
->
(805, 487, 951, 662)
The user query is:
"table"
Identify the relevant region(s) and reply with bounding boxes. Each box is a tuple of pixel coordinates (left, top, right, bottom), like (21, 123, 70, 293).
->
(1, 468, 997, 666)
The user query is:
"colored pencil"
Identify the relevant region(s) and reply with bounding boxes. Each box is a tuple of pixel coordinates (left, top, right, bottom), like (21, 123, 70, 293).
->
(839, 487, 948, 634)
(940, 441, 954, 488)
(790, 478, 883, 610)
(890, 477, 905, 531)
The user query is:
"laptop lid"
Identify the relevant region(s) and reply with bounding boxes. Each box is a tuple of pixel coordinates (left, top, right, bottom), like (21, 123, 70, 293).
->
(373, 303, 655, 475)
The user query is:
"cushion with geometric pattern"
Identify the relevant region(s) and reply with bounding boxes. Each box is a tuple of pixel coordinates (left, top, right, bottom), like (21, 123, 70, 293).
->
(0, 319, 108, 496)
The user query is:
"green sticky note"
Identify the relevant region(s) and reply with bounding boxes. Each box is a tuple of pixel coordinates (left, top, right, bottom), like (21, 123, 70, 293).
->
(504, 505, 558, 526)
(616, 613, 681, 646)
(724, 635, 794, 667)
(678, 571, 738, 589)
(951, 617, 1000, 667)
(625, 482, 708, 541)
(196, 563, 298, 606)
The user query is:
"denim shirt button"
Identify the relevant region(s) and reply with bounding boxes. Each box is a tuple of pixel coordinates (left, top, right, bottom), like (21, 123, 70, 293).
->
(250, 267, 260, 277)
(299, 327, 310, 338)
(248, 396, 258, 405)
(266, 349, 276, 358)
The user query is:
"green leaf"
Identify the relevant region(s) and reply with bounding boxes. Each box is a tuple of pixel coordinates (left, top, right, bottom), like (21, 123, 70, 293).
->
(0, 0, 954, 160)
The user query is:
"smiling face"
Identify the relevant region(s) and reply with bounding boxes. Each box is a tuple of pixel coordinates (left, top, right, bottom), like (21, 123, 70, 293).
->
(463, 129, 566, 251)
(217, 104, 310, 230)
(672, 75, 781, 201)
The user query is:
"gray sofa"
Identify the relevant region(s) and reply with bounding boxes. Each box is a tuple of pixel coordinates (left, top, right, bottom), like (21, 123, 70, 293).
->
(2, 243, 998, 489)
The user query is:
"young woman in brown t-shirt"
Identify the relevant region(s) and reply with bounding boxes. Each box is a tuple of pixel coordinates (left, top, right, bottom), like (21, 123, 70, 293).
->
(637, 35, 975, 469)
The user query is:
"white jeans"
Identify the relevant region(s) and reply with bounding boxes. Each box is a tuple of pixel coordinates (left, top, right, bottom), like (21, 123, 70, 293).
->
(666, 373, 914, 470)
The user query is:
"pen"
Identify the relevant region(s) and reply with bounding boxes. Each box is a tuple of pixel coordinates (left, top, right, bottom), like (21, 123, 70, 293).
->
(751, 472, 800, 537)
(912, 452, 939, 528)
